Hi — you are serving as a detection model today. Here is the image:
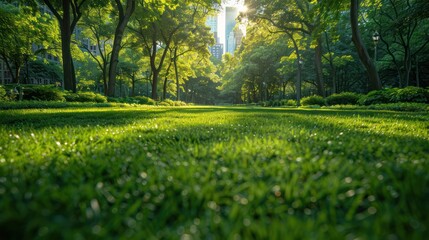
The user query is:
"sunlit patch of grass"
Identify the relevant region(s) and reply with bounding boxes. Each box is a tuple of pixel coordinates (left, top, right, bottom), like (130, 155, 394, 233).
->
(0, 106, 428, 239)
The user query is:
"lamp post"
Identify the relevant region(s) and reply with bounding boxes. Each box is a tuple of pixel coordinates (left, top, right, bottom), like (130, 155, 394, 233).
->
(372, 31, 380, 61)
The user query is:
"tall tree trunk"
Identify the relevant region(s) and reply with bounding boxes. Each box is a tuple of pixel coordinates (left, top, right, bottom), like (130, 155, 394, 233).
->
(151, 70, 159, 100)
(131, 72, 135, 97)
(415, 55, 420, 87)
(314, 37, 325, 97)
(173, 48, 180, 101)
(287, 32, 302, 106)
(107, 0, 136, 97)
(350, 0, 381, 91)
(61, 0, 75, 92)
(103, 64, 108, 95)
(404, 48, 412, 86)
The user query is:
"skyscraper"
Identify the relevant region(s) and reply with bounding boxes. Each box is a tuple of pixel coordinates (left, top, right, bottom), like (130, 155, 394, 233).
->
(206, 15, 224, 60)
(225, 7, 238, 54)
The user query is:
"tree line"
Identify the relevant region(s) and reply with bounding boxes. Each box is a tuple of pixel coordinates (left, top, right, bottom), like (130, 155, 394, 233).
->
(219, 0, 429, 104)
(1, 0, 429, 105)
(0, 0, 220, 102)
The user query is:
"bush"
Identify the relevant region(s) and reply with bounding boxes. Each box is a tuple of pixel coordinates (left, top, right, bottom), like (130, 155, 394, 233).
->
(359, 87, 429, 105)
(65, 91, 107, 103)
(173, 100, 187, 106)
(390, 86, 428, 103)
(132, 96, 156, 105)
(326, 92, 362, 106)
(358, 89, 395, 105)
(157, 101, 171, 106)
(0, 85, 7, 101)
(158, 99, 187, 106)
(161, 99, 175, 106)
(281, 99, 297, 106)
(22, 85, 65, 101)
(300, 95, 326, 106)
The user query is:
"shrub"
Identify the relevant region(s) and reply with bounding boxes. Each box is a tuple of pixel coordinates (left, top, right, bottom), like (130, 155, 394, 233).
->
(390, 86, 428, 103)
(281, 99, 297, 106)
(107, 97, 120, 103)
(158, 101, 171, 106)
(162, 99, 175, 106)
(65, 91, 107, 103)
(358, 89, 395, 105)
(173, 100, 187, 106)
(22, 85, 65, 101)
(359, 87, 429, 105)
(0, 85, 7, 101)
(326, 92, 362, 106)
(300, 95, 326, 106)
(132, 96, 156, 105)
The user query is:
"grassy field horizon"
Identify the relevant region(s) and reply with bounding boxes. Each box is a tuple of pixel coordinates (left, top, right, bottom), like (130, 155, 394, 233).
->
(1, 106, 428, 239)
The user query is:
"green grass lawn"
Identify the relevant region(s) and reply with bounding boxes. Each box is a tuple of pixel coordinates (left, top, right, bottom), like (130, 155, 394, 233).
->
(0, 106, 428, 239)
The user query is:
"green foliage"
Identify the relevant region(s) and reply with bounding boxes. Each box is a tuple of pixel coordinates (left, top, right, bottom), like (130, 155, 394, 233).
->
(0, 106, 428, 238)
(359, 87, 429, 105)
(283, 99, 297, 106)
(0, 85, 7, 101)
(107, 96, 157, 105)
(0, 101, 120, 110)
(261, 99, 297, 107)
(366, 103, 429, 112)
(159, 99, 187, 106)
(390, 86, 429, 103)
(132, 96, 156, 105)
(22, 85, 65, 101)
(326, 92, 363, 106)
(358, 89, 396, 105)
(300, 95, 326, 106)
(64, 91, 107, 103)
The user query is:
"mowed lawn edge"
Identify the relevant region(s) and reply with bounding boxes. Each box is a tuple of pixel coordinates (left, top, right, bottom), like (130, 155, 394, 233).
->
(0, 106, 428, 239)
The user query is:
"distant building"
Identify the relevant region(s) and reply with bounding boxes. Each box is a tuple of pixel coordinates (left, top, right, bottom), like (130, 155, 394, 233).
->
(206, 15, 224, 60)
(225, 7, 238, 54)
(210, 44, 224, 60)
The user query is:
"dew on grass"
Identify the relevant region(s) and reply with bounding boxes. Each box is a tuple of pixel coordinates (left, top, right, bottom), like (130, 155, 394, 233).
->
(367, 207, 377, 215)
(344, 177, 353, 184)
(207, 201, 218, 210)
(346, 190, 356, 197)
(304, 208, 312, 215)
(90, 199, 100, 214)
(243, 218, 251, 226)
(140, 172, 148, 179)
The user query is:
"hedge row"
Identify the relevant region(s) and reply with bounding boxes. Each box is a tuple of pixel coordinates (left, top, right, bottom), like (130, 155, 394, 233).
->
(299, 87, 429, 107)
(0, 85, 187, 106)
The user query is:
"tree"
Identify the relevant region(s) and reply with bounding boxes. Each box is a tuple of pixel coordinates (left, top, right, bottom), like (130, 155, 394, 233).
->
(0, 2, 58, 84)
(350, 0, 381, 91)
(245, 0, 326, 99)
(372, 0, 429, 87)
(38, 0, 93, 92)
(80, 3, 115, 94)
(129, 0, 216, 100)
(107, 0, 136, 97)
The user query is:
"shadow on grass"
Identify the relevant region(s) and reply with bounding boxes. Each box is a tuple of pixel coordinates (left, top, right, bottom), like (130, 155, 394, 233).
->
(1, 106, 429, 239)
